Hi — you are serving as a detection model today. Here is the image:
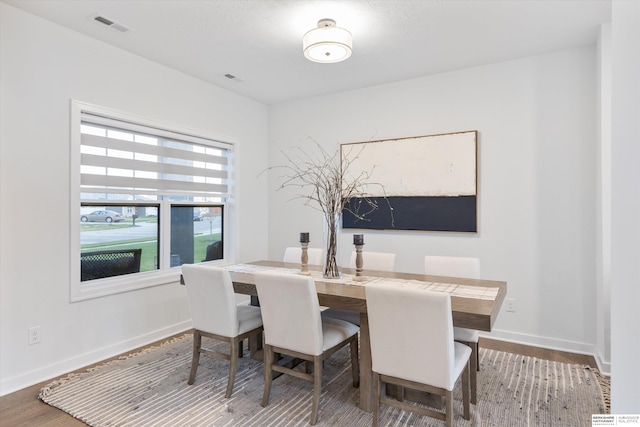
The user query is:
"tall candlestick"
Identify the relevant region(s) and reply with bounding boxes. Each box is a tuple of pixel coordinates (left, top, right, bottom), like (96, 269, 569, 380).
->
(354, 242, 364, 278)
(300, 242, 310, 275)
(354, 234, 364, 278)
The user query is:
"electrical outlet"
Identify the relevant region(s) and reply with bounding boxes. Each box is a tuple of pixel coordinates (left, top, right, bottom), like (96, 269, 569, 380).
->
(28, 326, 42, 345)
(505, 298, 516, 313)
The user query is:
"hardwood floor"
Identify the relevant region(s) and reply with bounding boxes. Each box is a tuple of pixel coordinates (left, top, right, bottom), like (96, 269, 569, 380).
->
(479, 337, 598, 367)
(0, 336, 601, 426)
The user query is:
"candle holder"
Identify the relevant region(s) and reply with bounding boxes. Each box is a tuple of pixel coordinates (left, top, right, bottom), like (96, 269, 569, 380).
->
(300, 242, 310, 275)
(300, 238, 310, 276)
(352, 234, 365, 279)
(354, 243, 364, 279)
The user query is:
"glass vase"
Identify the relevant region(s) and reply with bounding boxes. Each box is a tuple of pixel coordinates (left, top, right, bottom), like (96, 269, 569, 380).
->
(323, 212, 342, 279)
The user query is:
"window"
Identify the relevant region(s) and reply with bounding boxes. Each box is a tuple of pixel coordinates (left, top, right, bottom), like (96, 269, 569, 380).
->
(70, 101, 233, 301)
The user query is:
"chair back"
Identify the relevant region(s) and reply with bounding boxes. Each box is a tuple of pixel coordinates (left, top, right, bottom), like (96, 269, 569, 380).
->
(366, 282, 457, 389)
(283, 247, 323, 265)
(349, 251, 396, 272)
(424, 255, 480, 279)
(254, 271, 324, 355)
(181, 264, 239, 337)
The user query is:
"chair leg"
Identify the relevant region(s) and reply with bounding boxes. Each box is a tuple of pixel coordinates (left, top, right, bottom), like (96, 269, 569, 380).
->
(445, 389, 454, 427)
(462, 359, 471, 420)
(373, 373, 380, 427)
(188, 330, 202, 385)
(349, 337, 359, 388)
(309, 355, 322, 425)
(226, 337, 239, 398)
(261, 344, 274, 407)
(459, 340, 477, 404)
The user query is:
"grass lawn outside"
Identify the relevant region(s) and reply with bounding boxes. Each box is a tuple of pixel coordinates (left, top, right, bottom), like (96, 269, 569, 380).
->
(81, 223, 220, 271)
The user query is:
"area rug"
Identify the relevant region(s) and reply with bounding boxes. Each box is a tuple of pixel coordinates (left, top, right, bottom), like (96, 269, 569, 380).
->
(39, 334, 608, 426)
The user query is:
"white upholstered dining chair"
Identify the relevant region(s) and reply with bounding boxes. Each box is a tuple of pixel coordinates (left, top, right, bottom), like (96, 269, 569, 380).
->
(254, 271, 360, 425)
(321, 251, 397, 326)
(181, 264, 263, 398)
(366, 282, 471, 427)
(424, 255, 481, 404)
(283, 246, 323, 265)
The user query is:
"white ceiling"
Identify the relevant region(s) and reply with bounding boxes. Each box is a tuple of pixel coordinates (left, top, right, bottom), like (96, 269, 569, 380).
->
(4, 0, 611, 105)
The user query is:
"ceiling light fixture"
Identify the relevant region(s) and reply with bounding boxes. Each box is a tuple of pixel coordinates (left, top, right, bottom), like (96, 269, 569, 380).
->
(303, 19, 352, 63)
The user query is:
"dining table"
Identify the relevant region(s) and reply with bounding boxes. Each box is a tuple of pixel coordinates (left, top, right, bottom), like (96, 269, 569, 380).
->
(219, 260, 507, 413)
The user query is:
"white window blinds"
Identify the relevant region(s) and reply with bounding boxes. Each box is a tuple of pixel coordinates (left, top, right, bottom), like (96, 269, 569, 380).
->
(80, 113, 231, 200)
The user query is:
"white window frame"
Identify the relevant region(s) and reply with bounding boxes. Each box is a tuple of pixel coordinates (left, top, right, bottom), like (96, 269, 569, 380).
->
(70, 100, 235, 302)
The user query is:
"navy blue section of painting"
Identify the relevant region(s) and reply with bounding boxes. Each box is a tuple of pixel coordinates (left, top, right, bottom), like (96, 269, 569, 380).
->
(342, 196, 477, 232)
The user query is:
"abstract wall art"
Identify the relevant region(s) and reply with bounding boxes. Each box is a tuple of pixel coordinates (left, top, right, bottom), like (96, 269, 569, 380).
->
(341, 130, 478, 232)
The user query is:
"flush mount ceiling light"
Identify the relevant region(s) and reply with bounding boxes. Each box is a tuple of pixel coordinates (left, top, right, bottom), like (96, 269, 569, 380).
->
(303, 19, 352, 63)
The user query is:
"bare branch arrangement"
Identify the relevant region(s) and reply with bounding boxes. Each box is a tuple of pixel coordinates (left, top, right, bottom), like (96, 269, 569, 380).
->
(268, 138, 393, 278)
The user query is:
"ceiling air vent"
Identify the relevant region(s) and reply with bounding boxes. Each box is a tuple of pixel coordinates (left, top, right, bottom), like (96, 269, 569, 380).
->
(224, 73, 243, 83)
(92, 15, 131, 33)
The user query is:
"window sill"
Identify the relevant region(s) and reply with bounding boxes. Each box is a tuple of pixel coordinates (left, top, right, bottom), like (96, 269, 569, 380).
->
(70, 268, 183, 302)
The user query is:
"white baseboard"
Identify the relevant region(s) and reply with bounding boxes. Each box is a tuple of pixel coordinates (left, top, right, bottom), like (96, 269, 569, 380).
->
(594, 349, 611, 376)
(0, 321, 191, 397)
(481, 328, 611, 376)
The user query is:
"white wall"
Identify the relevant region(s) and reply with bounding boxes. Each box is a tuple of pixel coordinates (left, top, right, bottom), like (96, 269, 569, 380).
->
(268, 47, 598, 356)
(0, 4, 269, 395)
(610, 0, 640, 414)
